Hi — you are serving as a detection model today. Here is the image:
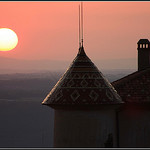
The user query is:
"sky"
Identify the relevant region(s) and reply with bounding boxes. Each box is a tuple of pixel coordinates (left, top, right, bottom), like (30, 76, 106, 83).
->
(0, 1, 150, 62)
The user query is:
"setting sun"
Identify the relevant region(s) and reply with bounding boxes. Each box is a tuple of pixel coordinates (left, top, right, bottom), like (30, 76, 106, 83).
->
(0, 28, 18, 51)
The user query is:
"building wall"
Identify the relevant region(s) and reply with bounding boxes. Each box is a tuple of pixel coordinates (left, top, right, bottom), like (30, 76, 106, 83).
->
(119, 107, 150, 147)
(54, 108, 118, 148)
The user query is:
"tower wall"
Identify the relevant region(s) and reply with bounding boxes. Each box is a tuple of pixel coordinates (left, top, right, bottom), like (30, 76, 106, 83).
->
(53, 108, 118, 148)
(42, 46, 123, 148)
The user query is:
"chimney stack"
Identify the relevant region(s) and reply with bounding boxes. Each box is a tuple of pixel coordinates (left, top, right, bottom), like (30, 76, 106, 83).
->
(137, 39, 150, 71)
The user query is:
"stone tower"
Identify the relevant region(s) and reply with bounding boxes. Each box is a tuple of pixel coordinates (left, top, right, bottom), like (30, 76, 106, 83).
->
(42, 46, 123, 148)
(137, 39, 150, 71)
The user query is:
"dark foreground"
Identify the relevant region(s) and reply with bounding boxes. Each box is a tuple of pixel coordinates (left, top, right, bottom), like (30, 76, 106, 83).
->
(0, 99, 54, 148)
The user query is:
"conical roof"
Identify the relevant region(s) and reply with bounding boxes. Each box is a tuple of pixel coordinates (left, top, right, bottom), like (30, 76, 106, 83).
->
(42, 46, 123, 107)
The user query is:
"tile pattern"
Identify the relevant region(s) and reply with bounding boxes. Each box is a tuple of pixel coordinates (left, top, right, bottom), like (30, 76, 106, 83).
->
(42, 46, 123, 105)
(112, 68, 150, 103)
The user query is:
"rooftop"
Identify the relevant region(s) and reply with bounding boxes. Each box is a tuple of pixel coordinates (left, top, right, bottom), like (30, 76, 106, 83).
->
(42, 46, 123, 107)
(112, 67, 150, 103)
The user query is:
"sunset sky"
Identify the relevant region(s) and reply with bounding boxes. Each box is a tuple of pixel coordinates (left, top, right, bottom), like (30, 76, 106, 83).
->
(0, 1, 150, 62)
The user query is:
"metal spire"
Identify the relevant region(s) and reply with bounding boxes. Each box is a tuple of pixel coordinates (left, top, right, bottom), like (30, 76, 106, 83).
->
(79, 5, 81, 48)
(79, 2, 84, 48)
(81, 1, 84, 47)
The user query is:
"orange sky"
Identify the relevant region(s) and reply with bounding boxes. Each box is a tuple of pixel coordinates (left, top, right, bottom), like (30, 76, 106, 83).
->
(0, 1, 150, 61)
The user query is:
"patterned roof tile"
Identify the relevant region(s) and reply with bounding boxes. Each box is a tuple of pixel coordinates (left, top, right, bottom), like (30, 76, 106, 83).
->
(112, 68, 150, 103)
(42, 46, 123, 106)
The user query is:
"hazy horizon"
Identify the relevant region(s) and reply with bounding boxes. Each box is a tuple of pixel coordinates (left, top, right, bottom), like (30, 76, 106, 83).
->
(0, 55, 137, 74)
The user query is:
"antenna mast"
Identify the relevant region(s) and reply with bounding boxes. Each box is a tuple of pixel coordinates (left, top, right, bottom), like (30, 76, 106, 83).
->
(79, 2, 84, 48)
(81, 1, 83, 47)
(79, 5, 81, 48)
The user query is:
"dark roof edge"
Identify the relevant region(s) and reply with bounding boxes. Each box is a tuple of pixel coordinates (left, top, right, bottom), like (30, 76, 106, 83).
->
(41, 103, 124, 109)
(112, 67, 150, 87)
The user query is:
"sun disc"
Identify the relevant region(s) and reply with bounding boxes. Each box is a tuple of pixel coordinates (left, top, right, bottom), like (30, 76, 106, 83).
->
(0, 28, 18, 51)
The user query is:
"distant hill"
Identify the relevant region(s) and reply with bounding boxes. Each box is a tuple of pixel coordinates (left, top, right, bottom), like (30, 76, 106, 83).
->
(0, 56, 137, 74)
(0, 56, 70, 73)
(0, 69, 135, 101)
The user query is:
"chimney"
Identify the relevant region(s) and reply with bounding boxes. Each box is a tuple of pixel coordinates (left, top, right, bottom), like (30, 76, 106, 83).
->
(137, 39, 150, 71)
